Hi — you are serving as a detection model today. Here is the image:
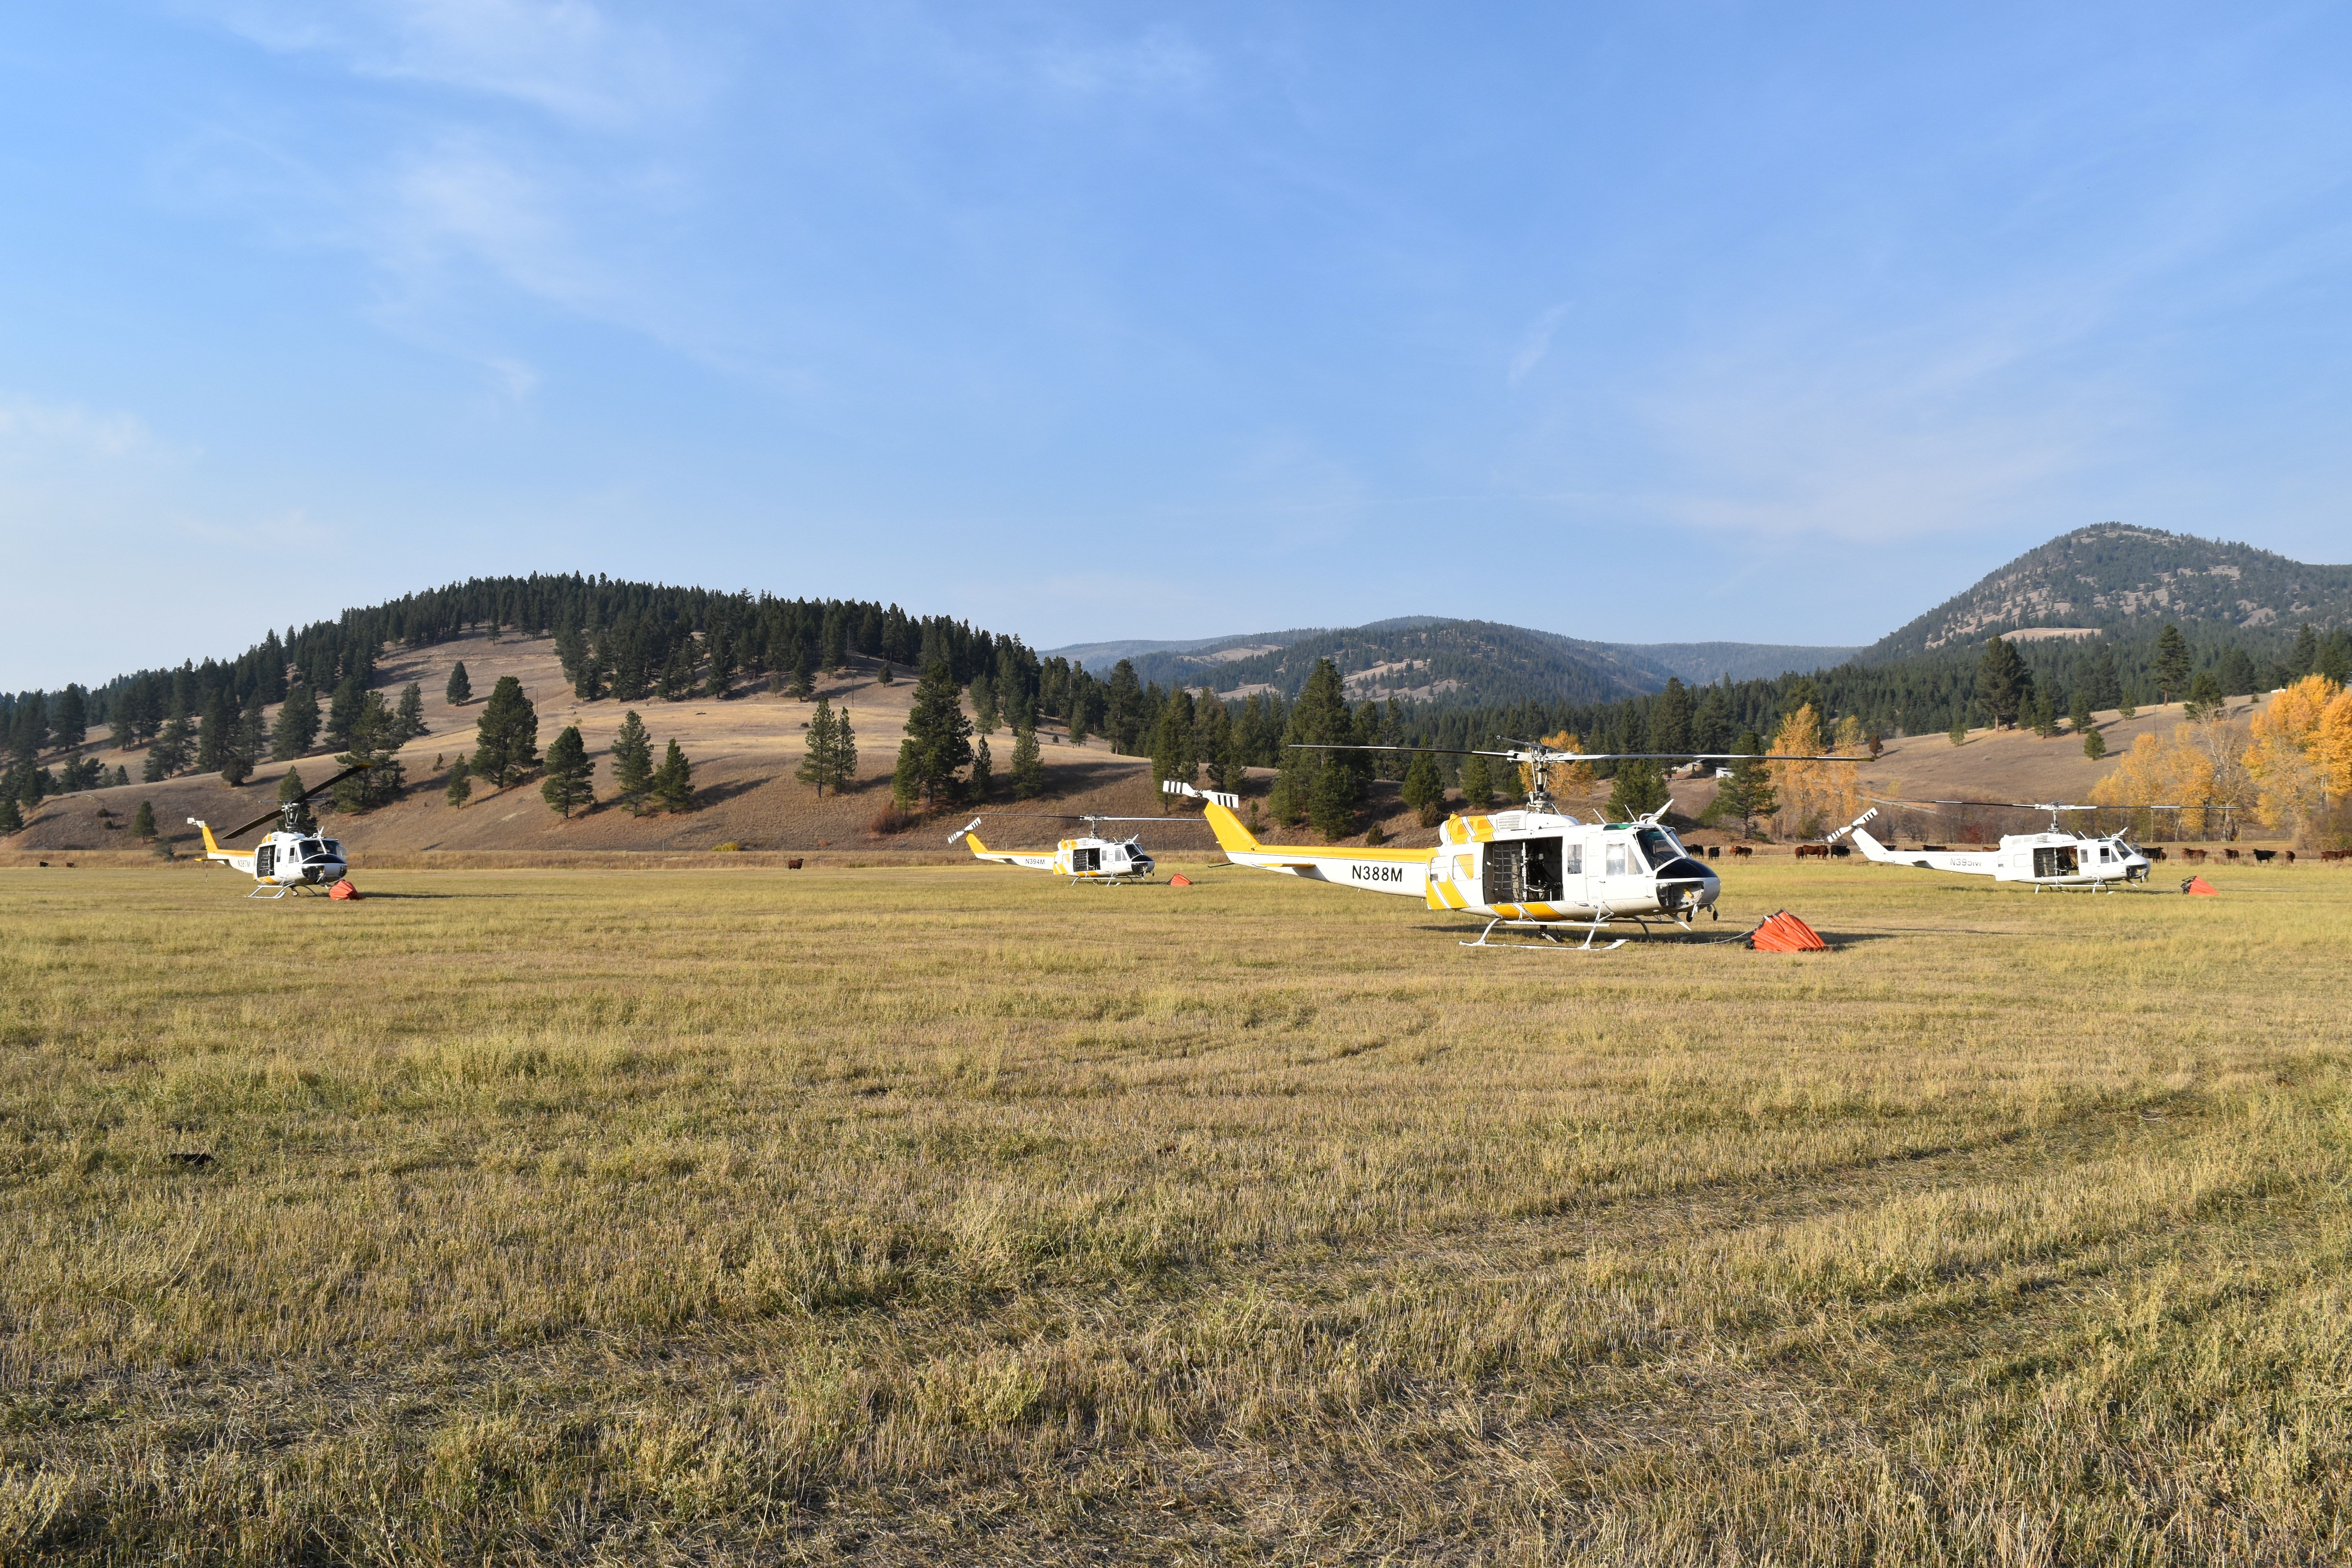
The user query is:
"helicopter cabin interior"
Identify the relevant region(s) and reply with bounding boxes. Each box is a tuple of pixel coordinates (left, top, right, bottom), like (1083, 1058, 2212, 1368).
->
(2032, 844, 2080, 878)
(1483, 837, 1576, 904)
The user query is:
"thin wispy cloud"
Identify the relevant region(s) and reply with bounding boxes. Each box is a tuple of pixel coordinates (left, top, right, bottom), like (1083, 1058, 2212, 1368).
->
(1508, 305, 1566, 387)
(198, 0, 714, 127)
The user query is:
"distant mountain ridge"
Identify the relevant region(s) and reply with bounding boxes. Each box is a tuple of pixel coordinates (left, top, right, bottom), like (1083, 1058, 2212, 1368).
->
(1862, 524, 2352, 662)
(1043, 619, 1863, 712)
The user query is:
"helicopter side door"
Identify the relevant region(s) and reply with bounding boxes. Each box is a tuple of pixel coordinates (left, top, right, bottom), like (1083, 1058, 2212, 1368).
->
(254, 842, 276, 880)
(1073, 846, 1100, 875)
(1480, 836, 1565, 910)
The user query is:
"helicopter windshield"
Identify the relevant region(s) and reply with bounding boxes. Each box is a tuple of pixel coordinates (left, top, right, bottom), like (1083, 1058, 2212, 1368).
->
(297, 839, 332, 860)
(1633, 827, 1685, 868)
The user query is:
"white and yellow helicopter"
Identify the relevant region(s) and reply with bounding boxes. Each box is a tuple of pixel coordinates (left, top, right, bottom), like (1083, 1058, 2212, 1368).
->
(1837, 801, 2156, 891)
(1168, 736, 1860, 948)
(950, 809, 1209, 884)
(188, 764, 370, 897)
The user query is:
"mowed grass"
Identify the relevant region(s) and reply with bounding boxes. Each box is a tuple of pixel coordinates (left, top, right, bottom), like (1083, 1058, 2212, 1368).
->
(2, 859, 2348, 1565)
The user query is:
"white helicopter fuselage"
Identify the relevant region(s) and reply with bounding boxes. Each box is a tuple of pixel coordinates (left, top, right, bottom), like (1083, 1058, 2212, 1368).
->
(960, 828, 1156, 881)
(1200, 800, 1720, 925)
(189, 818, 349, 895)
(1850, 825, 2147, 888)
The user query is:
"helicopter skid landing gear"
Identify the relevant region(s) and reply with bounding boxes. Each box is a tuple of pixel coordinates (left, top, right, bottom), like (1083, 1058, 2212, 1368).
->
(1461, 916, 1627, 952)
(247, 883, 294, 899)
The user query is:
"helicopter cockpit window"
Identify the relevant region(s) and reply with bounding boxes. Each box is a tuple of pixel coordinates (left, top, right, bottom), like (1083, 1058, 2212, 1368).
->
(296, 839, 325, 858)
(1634, 828, 1682, 868)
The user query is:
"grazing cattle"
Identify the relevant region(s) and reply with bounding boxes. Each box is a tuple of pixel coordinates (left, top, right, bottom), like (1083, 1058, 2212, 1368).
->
(787, 857, 805, 869)
(2322, 850, 2349, 863)
(2146, 847, 2167, 862)
(1795, 843, 1829, 860)
(2224, 848, 2242, 862)
(1829, 843, 1851, 858)
(1705, 845, 1720, 860)
(2283, 851, 2296, 865)
(2252, 849, 2276, 864)
(2183, 848, 2209, 864)
(1732, 845, 1754, 858)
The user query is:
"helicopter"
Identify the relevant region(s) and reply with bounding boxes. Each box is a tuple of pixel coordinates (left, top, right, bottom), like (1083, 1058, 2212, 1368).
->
(1168, 735, 1862, 948)
(1836, 801, 2156, 890)
(187, 764, 371, 897)
(949, 806, 1214, 884)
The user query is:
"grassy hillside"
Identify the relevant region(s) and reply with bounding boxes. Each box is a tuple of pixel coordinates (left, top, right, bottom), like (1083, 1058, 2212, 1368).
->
(4, 631, 1183, 862)
(1865, 524, 2352, 661)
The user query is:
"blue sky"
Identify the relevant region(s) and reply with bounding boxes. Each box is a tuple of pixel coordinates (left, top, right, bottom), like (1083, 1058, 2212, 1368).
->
(5, 3, 2351, 690)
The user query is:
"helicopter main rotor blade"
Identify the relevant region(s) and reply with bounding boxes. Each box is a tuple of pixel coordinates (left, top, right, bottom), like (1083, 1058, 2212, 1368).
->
(214, 762, 375, 842)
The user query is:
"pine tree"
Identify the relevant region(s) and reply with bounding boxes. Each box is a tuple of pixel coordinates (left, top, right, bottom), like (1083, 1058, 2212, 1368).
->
(540, 726, 595, 817)
(2082, 728, 2107, 761)
(132, 800, 156, 840)
(333, 692, 406, 811)
(1150, 692, 1198, 800)
(1948, 710, 1969, 746)
(611, 711, 654, 811)
(2184, 670, 2223, 720)
(222, 691, 265, 787)
(53, 686, 87, 751)
(2086, 645, 2123, 709)
(0, 796, 22, 835)
(970, 674, 999, 734)
(1648, 678, 1693, 755)
(876, 660, 895, 686)
(967, 736, 994, 801)
(822, 609, 848, 672)
(796, 700, 848, 797)
(2068, 687, 2093, 735)
(2153, 623, 2192, 704)
(394, 683, 427, 744)
(445, 661, 472, 707)
(1401, 749, 1446, 827)
(470, 676, 541, 788)
(1105, 661, 1145, 755)
(325, 675, 365, 751)
(445, 756, 472, 808)
(1459, 753, 1495, 811)
(1009, 725, 1047, 799)
(2287, 623, 2321, 679)
(1716, 733, 1775, 838)
(148, 702, 193, 778)
(704, 633, 736, 700)
(649, 739, 695, 813)
(272, 681, 320, 760)
(901, 661, 973, 805)
(1975, 637, 2033, 729)
(2117, 689, 2138, 720)
(1606, 759, 1670, 821)
(789, 642, 816, 700)
(891, 740, 922, 809)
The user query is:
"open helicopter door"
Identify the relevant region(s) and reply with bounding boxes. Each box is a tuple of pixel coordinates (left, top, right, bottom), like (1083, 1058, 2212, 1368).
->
(2033, 844, 2079, 878)
(1073, 846, 1100, 874)
(255, 843, 276, 879)
(1481, 835, 1566, 908)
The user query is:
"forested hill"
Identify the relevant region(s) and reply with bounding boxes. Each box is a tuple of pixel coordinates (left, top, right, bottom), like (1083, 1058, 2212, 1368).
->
(0, 576, 1049, 757)
(1863, 524, 2352, 662)
(1115, 619, 1661, 709)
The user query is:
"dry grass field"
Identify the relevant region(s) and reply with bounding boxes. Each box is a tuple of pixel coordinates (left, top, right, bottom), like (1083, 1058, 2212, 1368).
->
(3, 858, 2348, 1564)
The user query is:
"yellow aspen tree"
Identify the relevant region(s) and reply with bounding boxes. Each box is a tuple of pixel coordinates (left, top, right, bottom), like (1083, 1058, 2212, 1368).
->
(2248, 676, 2340, 839)
(1768, 705, 1826, 837)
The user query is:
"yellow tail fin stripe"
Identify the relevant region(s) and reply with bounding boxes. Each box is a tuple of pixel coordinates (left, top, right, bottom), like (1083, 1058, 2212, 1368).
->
(1201, 800, 1261, 855)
